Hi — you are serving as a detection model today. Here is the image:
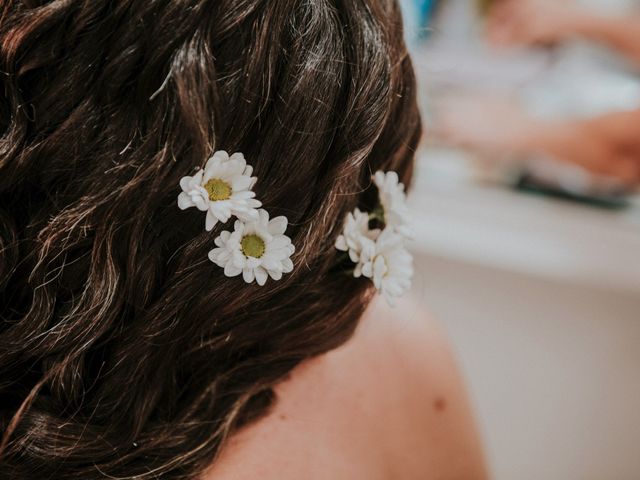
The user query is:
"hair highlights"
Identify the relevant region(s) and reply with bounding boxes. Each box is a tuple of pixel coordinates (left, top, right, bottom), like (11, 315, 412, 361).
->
(0, 1, 421, 478)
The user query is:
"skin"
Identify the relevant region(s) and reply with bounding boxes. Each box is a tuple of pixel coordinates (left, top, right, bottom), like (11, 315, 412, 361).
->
(435, 95, 640, 186)
(433, 0, 640, 188)
(487, 0, 640, 65)
(202, 297, 488, 480)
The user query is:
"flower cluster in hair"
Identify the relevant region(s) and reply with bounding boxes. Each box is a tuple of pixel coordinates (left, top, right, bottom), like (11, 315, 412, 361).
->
(335, 171, 413, 305)
(178, 151, 295, 285)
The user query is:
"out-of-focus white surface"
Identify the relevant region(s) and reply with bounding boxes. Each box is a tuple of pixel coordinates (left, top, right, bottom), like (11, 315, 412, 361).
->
(412, 253, 640, 480)
(410, 153, 640, 295)
(408, 153, 640, 479)
(580, 0, 639, 14)
(407, 1, 640, 478)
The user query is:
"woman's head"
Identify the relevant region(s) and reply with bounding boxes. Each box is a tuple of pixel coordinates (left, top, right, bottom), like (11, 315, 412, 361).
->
(0, 0, 420, 478)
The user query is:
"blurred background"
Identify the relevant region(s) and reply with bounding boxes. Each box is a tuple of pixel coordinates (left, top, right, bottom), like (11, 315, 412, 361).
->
(400, 1, 640, 479)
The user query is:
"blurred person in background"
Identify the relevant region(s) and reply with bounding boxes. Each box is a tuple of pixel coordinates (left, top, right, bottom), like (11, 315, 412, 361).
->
(488, 0, 640, 60)
(435, 0, 640, 188)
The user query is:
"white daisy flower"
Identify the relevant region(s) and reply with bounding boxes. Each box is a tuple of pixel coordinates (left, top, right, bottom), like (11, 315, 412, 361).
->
(357, 228, 413, 306)
(373, 170, 413, 238)
(334, 208, 380, 263)
(178, 150, 261, 231)
(208, 209, 295, 286)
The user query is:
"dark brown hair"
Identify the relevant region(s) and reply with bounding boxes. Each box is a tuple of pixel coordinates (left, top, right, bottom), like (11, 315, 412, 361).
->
(0, 1, 421, 478)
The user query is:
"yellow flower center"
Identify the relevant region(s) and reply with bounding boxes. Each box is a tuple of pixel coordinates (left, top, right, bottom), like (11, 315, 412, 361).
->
(241, 234, 265, 258)
(204, 178, 232, 201)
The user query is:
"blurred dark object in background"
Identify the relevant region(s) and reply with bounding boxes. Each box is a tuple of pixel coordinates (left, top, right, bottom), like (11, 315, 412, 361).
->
(515, 171, 631, 210)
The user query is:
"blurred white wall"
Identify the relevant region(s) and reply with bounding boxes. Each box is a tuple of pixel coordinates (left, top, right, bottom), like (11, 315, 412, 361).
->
(413, 253, 640, 480)
(403, 1, 640, 477)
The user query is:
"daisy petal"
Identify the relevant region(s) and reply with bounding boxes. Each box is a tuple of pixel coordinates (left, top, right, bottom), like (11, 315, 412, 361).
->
(261, 256, 281, 271)
(177, 192, 194, 210)
(268, 216, 288, 235)
(282, 258, 294, 273)
(232, 250, 246, 269)
(255, 266, 268, 286)
(223, 263, 242, 277)
(205, 210, 218, 231)
(268, 269, 283, 281)
(180, 176, 195, 191)
(242, 268, 255, 284)
(231, 176, 253, 192)
(335, 235, 348, 251)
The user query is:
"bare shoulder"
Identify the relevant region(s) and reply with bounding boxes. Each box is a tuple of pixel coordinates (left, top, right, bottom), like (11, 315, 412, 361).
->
(203, 297, 488, 480)
(356, 297, 489, 479)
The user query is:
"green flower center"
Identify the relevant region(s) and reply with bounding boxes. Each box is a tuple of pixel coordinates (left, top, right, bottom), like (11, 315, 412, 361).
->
(204, 178, 232, 201)
(241, 234, 265, 258)
(371, 206, 386, 222)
